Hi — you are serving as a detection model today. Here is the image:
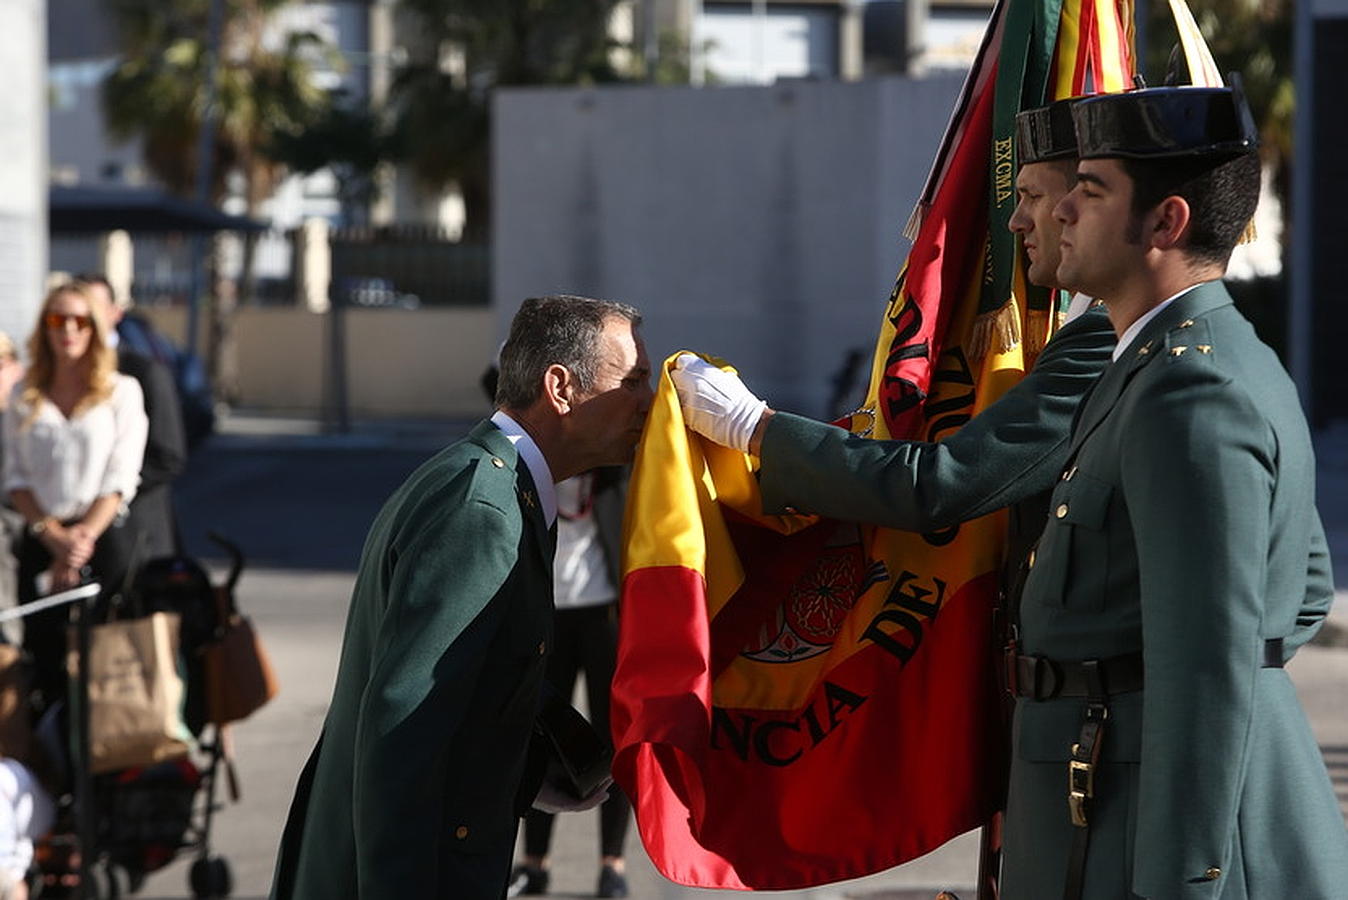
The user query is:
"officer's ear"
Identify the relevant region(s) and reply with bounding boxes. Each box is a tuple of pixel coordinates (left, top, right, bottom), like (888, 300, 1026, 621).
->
(1148, 195, 1192, 252)
(540, 364, 576, 415)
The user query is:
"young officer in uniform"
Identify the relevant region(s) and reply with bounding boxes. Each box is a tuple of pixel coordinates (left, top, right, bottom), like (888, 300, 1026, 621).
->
(1000, 85, 1347, 900)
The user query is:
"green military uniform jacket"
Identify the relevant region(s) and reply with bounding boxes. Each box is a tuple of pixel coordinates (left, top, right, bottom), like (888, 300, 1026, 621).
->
(271, 420, 555, 900)
(1006, 281, 1346, 899)
(757, 305, 1116, 529)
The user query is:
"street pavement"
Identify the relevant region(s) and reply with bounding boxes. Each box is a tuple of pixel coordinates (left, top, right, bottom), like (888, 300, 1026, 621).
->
(126, 414, 1348, 900)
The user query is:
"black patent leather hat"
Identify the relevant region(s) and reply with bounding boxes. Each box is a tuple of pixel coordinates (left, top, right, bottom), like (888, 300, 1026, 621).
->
(1016, 98, 1079, 164)
(1071, 85, 1258, 159)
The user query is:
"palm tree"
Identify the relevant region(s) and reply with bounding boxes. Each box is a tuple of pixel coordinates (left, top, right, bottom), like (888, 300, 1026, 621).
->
(390, 0, 630, 241)
(101, 0, 331, 398)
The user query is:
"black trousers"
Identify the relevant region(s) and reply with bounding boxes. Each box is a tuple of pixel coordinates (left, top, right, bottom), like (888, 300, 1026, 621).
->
(17, 521, 136, 713)
(523, 603, 631, 859)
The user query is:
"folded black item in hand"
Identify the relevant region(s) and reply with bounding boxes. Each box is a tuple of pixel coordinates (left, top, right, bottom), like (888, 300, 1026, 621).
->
(535, 689, 613, 800)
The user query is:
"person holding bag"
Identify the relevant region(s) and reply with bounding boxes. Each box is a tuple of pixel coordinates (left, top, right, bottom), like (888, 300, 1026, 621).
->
(2, 281, 148, 714)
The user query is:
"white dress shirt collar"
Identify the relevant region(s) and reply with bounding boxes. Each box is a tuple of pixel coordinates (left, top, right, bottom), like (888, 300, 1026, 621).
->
(1063, 292, 1096, 325)
(490, 410, 557, 528)
(1111, 283, 1205, 362)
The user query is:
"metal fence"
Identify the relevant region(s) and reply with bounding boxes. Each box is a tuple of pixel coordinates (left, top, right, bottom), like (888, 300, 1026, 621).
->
(52, 226, 489, 309)
(329, 225, 489, 308)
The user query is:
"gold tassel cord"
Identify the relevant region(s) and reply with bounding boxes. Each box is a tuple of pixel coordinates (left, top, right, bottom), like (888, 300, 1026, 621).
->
(968, 298, 1023, 361)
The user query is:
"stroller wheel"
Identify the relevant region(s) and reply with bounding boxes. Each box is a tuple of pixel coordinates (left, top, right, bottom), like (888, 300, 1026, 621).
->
(89, 864, 126, 900)
(188, 856, 232, 899)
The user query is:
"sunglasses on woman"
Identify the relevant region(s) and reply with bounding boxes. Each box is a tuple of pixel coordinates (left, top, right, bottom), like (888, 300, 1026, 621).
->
(44, 313, 94, 331)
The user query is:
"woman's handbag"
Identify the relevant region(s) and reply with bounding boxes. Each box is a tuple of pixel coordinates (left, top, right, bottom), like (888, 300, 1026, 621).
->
(0, 644, 30, 761)
(201, 586, 277, 726)
(73, 611, 193, 775)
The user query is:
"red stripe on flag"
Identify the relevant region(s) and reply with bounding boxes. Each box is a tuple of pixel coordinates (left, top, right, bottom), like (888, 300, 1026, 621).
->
(614, 565, 1006, 889)
(881, 70, 996, 439)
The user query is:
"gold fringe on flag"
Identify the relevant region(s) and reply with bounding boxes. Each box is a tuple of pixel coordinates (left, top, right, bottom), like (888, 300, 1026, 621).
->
(1023, 307, 1054, 356)
(1239, 217, 1258, 245)
(968, 297, 1022, 361)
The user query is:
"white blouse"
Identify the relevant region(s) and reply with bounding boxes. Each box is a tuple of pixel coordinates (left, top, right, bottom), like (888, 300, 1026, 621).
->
(2, 374, 149, 522)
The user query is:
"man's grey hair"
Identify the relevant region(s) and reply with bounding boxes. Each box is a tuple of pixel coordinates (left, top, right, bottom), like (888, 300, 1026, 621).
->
(495, 294, 642, 410)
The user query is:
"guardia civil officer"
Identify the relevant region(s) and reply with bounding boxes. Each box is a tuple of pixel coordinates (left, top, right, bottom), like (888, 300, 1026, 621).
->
(996, 85, 1346, 899)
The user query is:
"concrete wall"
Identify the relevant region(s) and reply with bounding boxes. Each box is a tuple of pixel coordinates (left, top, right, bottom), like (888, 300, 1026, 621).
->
(0, 0, 47, 347)
(140, 306, 496, 420)
(492, 73, 965, 417)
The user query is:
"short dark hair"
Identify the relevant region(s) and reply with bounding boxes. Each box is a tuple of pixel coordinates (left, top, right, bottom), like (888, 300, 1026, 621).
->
(495, 294, 642, 410)
(1121, 150, 1261, 266)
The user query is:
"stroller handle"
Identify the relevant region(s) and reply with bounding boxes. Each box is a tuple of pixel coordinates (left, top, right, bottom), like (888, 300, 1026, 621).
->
(207, 531, 246, 592)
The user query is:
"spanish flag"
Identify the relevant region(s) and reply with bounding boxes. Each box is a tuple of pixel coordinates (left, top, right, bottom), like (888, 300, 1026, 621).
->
(613, 0, 1138, 888)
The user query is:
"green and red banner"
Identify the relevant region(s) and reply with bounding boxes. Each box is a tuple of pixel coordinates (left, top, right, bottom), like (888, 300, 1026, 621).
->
(613, 0, 1137, 888)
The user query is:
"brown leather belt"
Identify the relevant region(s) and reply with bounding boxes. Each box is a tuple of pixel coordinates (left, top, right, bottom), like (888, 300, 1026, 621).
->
(1007, 652, 1143, 700)
(1008, 638, 1285, 701)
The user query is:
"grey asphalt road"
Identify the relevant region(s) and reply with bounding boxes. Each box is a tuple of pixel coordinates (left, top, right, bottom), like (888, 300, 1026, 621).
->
(124, 416, 1348, 900)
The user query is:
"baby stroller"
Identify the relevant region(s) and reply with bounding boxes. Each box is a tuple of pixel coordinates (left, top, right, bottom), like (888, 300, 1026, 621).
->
(35, 533, 266, 899)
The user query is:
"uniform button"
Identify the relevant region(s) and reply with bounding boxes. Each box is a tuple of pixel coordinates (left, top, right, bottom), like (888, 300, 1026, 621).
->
(490, 457, 505, 468)
(1204, 867, 1221, 881)
(1056, 503, 1069, 519)
(455, 825, 469, 840)
(538, 641, 546, 655)
(1026, 550, 1036, 569)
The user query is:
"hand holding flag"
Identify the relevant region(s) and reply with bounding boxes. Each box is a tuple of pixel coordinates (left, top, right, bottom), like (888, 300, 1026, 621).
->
(670, 353, 768, 453)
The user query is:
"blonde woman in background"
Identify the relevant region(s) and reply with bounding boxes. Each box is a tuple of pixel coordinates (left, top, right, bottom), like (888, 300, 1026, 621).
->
(1, 283, 147, 713)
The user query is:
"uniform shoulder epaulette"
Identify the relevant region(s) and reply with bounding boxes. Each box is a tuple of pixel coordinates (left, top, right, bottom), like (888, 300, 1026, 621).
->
(1162, 316, 1215, 363)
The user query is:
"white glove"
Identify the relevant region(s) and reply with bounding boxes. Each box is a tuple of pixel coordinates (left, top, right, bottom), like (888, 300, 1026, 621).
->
(531, 774, 613, 814)
(670, 354, 768, 453)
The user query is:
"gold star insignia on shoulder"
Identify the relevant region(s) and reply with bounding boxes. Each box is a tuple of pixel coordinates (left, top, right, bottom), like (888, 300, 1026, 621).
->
(1170, 345, 1187, 357)
(1197, 344, 1213, 354)
(1178, 319, 1195, 329)
(521, 490, 536, 508)
(1137, 342, 1152, 356)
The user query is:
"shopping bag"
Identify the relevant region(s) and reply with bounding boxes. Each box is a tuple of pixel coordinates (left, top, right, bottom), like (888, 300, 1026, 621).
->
(71, 611, 192, 775)
(201, 587, 277, 725)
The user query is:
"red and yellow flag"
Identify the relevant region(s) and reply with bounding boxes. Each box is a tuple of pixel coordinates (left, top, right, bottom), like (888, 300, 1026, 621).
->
(613, 0, 1136, 888)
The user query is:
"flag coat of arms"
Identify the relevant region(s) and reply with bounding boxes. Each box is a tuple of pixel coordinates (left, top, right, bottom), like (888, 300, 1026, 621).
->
(603, 0, 1209, 888)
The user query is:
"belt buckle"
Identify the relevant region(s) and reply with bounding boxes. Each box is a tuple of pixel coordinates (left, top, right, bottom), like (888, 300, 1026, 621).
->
(1030, 655, 1063, 700)
(1068, 755, 1094, 827)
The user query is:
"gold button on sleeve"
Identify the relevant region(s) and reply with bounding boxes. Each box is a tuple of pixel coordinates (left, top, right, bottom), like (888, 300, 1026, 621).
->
(1056, 503, 1069, 519)
(490, 457, 505, 468)
(1204, 867, 1221, 881)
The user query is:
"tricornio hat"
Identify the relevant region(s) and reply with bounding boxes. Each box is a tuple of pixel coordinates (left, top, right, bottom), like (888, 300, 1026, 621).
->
(1015, 98, 1079, 164)
(1071, 85, 1258, 160)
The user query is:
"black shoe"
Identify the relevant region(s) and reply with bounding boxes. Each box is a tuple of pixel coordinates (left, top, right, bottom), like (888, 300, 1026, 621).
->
(507, 863, 549, 896)
(596, 865, 628, 898)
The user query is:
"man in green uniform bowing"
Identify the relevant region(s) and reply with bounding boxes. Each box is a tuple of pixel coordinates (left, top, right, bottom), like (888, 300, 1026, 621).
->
(271, 294, 653, 900)
(999, 85, 1346, 899)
